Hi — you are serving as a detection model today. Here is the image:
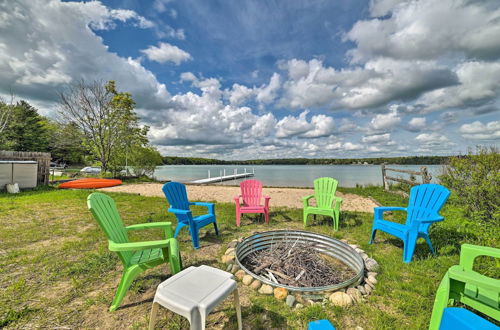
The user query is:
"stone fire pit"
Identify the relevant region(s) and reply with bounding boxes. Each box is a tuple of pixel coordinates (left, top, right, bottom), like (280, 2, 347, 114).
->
(221, 230, 380, 308)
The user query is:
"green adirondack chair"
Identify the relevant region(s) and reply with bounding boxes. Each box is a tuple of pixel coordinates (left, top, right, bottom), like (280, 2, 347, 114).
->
(303, 177, 342, 230)
(87, 192, 182, 311)
(429, 244, 500, 329)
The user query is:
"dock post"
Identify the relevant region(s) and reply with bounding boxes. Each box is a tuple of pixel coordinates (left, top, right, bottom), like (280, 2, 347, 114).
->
(224, 169, 226, 177)
(220, 170, 222, 182)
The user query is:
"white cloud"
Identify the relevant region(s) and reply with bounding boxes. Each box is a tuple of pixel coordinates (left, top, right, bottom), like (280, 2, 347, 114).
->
(255, 73, 281, 104)
(407, 117, 427, 132)
(0, 0, 170, 113)
(275, 111, 335, 139)
(459, 120, 500, 140)
(141, 42, 192, 65)
(368, 108, 401, 132)
(279, 58, 456, 110)
(418, 61, 500, 112)
(226, 84, 254, 105)
(347, 0, 500, 63)
(362, 133, 392, 144)
(344, 142, 363, 151)
(415, 133, 449, 144)
(180, 72, 197, 83)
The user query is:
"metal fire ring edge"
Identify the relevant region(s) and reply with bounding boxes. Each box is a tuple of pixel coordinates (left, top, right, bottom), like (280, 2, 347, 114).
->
(235, 230, 365, 293)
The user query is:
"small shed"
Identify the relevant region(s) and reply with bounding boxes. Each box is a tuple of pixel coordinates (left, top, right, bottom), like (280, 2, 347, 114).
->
(0, 161, 38, 189)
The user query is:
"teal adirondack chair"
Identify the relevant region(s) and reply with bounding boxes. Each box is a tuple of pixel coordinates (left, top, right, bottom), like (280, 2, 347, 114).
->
(303, 177, 342, 230)
(87, 192, 182, 311)
(429, 244, 500, 330)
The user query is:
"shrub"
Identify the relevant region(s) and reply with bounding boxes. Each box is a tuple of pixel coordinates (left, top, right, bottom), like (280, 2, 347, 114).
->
(439, 146, 499, 228)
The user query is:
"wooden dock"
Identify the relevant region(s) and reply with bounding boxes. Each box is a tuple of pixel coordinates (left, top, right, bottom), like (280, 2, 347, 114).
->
(190, 168, 254, 184)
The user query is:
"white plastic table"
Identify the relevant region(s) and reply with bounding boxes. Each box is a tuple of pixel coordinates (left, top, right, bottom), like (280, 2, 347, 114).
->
(149, 265, 242, 330)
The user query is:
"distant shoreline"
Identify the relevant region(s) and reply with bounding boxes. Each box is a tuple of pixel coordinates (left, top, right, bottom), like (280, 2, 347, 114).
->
(162, 155, 450, 166)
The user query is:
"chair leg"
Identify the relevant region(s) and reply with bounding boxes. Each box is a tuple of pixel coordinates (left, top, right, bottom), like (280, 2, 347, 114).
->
(174, 222, 186, 238)
(191, 227, 200, 249)
(403, 232, 418, 263)
(264, 210, 269, 224)
(213, 221, 219, 236)
(233, 288, 242, 330)
(148, 302, 159, 330)
(110, 265, 142, 311)
(236, 211, 241, 227)
(303, 210, 308, 227)
(369, 228, 377, 244)
(423, 234, 436, 255)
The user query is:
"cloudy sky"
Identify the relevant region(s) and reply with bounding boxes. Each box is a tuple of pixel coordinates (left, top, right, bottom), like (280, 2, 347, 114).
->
(1, 0, 499, 159)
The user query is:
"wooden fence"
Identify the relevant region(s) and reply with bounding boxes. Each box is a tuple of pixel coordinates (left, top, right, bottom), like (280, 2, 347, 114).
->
(381, 163, 432, 191)
(0, 151, 51, 185)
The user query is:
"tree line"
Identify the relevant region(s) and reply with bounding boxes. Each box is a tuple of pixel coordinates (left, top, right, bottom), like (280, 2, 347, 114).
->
(0, 80, 162, 176)
(162, 155, 450, 165)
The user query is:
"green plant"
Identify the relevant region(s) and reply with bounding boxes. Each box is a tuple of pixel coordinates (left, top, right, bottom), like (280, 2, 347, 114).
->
(439, 146, 499, 245)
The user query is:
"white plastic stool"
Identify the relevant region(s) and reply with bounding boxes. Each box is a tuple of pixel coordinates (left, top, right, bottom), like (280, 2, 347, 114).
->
(149, 265, 242, 330)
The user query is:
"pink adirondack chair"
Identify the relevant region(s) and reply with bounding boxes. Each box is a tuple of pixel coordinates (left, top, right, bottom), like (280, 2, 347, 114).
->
(234, 179, 270, 226)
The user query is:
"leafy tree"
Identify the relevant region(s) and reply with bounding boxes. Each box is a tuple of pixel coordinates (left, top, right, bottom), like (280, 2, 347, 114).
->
(48, 121, 88, 164)
(129, 145, 163, 177)
(439, 146, 499, 226)
(59, 80, 148, 173)
(1, 100, 51, 151)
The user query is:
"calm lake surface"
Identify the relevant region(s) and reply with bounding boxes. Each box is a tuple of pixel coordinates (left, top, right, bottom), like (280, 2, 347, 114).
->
(153, 164, 445, 187)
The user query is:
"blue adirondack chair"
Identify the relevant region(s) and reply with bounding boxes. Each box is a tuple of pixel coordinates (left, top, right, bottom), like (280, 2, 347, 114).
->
(369, 184, 450, 263)
(162, 182, 219, 249)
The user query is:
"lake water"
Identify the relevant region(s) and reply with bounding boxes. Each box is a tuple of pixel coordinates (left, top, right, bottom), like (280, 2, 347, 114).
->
(153, 164, 445, 187)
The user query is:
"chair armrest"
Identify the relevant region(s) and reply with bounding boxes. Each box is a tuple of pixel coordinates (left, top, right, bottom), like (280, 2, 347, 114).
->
(303, 194, 314, 207)
(168, 208, 192, 215)
(108, 238, 174, 252)
(190, 202, 215, 214)
(459, 244, 500, 271)
(374, 206, 407, 220)
(448, 266, 500, 292)
(125, 222, 174, 238)
(264, 195, 270, 208)
(333, 196, 343, 208)
(414, 216, 444, 224)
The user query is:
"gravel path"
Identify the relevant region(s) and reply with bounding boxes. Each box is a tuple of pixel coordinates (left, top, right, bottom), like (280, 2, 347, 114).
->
(100, 183, 378, 213)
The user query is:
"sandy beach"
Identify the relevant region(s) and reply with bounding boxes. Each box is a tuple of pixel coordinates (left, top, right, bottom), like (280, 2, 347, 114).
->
(100, 183, 378, 213)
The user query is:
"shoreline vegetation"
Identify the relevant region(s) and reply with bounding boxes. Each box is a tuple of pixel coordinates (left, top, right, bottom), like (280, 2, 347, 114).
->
(162, 155, 450, 165)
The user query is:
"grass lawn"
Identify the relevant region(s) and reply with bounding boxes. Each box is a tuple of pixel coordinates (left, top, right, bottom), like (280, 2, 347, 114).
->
(0, 186, 497, 329)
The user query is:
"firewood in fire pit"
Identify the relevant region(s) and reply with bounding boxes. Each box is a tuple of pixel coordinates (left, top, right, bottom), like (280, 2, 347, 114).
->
(241, 241, 355, 288)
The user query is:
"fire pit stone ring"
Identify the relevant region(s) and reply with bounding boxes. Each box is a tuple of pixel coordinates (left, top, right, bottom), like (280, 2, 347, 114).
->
(221, 230, 380, 308)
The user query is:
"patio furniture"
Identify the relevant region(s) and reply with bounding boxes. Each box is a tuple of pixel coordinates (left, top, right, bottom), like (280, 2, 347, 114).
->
(234, 179, 270, 226)
(308, 320, 336, 329)
(369, 183, 450, 263)
(429, 244, 500, 330)
(149, 265, 242, 330)
(87, 192, 181, 311)
(162, 182, 219, 249)
(303, 177, 342, 230)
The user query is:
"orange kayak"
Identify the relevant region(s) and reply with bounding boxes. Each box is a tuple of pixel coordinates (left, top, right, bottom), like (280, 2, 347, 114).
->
(58, 178, 122, 189)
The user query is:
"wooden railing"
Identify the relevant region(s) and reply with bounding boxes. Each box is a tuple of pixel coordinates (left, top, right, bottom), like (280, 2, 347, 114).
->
(381, 163, 432, 191)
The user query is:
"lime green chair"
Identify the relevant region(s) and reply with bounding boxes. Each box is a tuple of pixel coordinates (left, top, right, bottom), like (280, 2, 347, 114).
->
(429, 244, 500, 329)
(87, 192, 182, 311)
(303, 177, 342, 230)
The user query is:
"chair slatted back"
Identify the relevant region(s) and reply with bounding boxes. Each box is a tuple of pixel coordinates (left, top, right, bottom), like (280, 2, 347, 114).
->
(87, 192, 132, 263)
(162, 182, 190, 210)
(313, 177, 338, 209)
(406, 184, 450, 228)
(240, 179, 263, 206)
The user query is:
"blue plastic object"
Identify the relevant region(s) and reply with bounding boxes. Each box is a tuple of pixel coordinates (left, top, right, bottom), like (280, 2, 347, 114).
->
(162, 182, 219, 249)
(439, 308, 499, 330)
(308, 319, 336, 330)
(369, 184, 450, 263)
